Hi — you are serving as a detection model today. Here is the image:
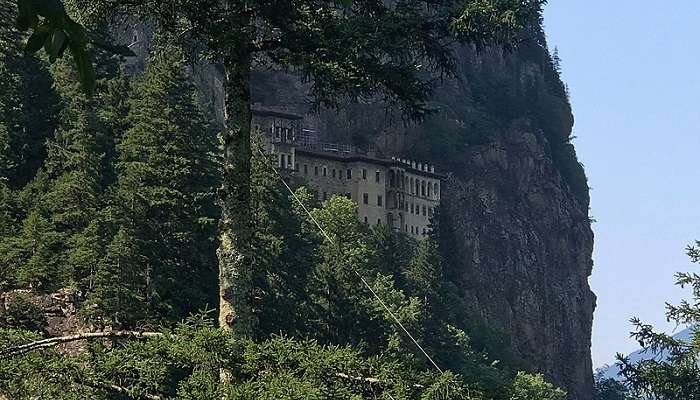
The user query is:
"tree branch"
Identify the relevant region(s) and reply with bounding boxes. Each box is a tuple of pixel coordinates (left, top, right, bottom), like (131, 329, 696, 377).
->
(0, 331, 163, 358)
(81, 380, 164, 400)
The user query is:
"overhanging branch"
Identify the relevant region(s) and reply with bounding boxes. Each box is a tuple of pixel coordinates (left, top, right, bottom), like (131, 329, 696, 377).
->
(0, 331, 163, 359)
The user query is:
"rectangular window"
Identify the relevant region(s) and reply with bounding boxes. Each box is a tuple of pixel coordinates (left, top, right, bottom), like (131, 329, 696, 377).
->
(363, 193, 369, 205)
(323, 167, 327, 177)
(410, 203, 414, 214)
(304, 164, 308, 174)
(375, 171, 380, 183)
(280, 154, 286, 169)
(362, 169, 367, 179)
(314, 166, 319, 176)
(377, 195, 383, 207)
(323, 192, 327, 200)
(347, 169, 352, 179)
(364, 216, 368, 224)
(332, 169, 336, 178)
(422, 205, 427, 216)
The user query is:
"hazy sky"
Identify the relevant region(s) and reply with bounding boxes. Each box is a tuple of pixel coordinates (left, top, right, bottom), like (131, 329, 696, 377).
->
(543, 1, 700, 367)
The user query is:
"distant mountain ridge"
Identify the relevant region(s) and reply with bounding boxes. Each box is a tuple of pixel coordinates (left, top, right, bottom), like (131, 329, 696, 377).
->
(599, 327, 693, 380)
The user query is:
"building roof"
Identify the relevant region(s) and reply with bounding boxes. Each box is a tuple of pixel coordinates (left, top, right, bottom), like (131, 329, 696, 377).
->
(251, 108, 303, 120)
(296, 148, 445, 179)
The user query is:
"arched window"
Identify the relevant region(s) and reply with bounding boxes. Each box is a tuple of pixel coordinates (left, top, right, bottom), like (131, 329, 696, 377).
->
(421, 181, 426, 196)
(410, 177, 414, 194)
(427, 183, 432, 197)
(389, 170, 396, 187)
(434, 182, 439, 197)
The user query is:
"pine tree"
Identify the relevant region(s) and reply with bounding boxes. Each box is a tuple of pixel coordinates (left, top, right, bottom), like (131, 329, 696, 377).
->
(0, 123, 17, 238)
(87, 48, 219, 327)
(248, 138, 320, 338)
(551, 47, 562, 74)
(0, 56, 105, 292)
(616, 241, 700, 399)
(0, 1, 59, 189)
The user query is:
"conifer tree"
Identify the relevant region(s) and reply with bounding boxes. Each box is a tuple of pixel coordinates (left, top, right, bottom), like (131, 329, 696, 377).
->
(616, 241, 700, 399)
(0, 124, 17, 239)
(87, 47, 219, 327)
(0, 56, 104, 292)
(0, 0, 59, 189)
(248, 141, 320, 338)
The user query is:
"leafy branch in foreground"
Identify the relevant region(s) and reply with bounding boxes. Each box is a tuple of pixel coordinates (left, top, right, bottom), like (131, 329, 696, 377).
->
(12, 0, 134, 94)
(615, 241, 700, 399)
(0, 314, 483, 400)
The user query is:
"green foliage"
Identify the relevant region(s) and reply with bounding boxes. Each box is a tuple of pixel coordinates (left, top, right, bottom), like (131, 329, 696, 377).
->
(14, 0, 96, 93)
(0, 1, 59, 189)
(0, 55, 104, 292)
(510, 372, 566, 400)
(616, 241, 700, 399)
(593, 374, 633, 400)
(0, 293, 47, 333)
(85, 47, 219, 327)
(0, 315, 481, 400)
(0, 4, 569, 397)
(248, 192, 536, 400)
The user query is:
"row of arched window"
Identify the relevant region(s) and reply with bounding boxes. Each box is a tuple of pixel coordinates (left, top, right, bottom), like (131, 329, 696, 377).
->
(388, 170, 439, 199)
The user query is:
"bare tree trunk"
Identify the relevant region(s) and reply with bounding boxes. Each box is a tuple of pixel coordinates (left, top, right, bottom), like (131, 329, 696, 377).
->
(217, 44, 254, 336)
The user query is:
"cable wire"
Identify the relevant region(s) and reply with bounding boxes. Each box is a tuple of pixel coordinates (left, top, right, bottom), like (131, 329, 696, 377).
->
(255, 146, 444, 374)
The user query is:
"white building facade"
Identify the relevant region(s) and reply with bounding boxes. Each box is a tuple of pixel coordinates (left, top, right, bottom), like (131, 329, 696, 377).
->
(253, 108, 442, 239)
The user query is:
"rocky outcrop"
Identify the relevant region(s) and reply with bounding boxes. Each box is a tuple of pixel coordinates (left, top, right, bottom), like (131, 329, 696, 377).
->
(403, 39, 596, 399)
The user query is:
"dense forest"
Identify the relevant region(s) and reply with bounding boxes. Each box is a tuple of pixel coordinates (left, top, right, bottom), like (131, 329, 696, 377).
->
(0, 36, 570, 399)
(2, 0, 699, 399)
(0, 1, 573, 397)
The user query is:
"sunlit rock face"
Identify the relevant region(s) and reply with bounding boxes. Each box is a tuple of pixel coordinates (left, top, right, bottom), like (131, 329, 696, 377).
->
(121, 19, 595, 400)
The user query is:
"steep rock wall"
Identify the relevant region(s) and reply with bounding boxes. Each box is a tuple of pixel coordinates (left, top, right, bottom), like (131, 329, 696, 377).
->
(250, 35, 596, 399)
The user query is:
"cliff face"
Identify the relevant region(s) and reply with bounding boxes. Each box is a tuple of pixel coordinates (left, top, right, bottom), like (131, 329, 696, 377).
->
(408, 38, 596, 400)
(123, 20, 595, 400)
(250, 33, 595, 399)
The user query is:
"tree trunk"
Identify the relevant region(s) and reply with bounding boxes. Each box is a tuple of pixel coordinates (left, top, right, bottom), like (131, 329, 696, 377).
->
(217, 45, 254, 336)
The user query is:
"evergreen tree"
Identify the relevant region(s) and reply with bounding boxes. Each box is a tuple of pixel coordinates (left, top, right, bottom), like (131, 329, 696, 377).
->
(0, 0, 59, 189)
(617, 241, 700, 399)
(593, 373, 633, 400)
(86, 48, 219, 327)
(0, 57, 104, 292)
(0, 123, 19, 240)
(552, 47, 562, 74)
(249, 143, 320, 339)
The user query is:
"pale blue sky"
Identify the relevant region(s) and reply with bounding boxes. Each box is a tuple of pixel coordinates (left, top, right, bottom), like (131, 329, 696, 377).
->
(543, 1, 700, 367)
